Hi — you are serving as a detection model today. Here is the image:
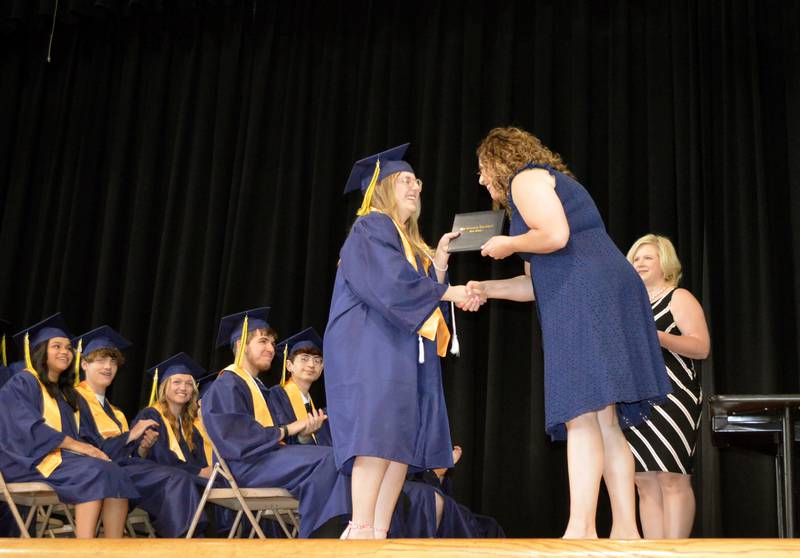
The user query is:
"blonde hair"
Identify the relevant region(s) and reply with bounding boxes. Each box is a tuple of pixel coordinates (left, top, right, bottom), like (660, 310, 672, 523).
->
(627, 234, 683, 286)
(368, 172, 433, 264)
(156, 375, 199, 452)
(476, 126, 573, 210)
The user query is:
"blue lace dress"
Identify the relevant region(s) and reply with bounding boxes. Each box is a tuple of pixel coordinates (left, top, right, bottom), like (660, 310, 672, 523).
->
(508, 164, 671, 440)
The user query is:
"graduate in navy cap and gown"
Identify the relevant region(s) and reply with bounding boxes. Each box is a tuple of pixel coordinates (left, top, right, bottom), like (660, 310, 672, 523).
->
(201, 308, 352, 538)
(133, 353, 235, 537)
(0, 314, 138, 538)
(324, 144, 474, 538)
(73, 327, 215, 537)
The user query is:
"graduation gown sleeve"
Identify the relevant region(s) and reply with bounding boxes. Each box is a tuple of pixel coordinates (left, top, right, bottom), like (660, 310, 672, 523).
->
(0, 372, 66, 471)
(201, 373, 283, 462)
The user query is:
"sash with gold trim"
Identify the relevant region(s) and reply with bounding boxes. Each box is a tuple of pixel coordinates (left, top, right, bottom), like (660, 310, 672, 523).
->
(148, 405, 187, 462)
(75, 382, 129, 438)
(24, 369, 65, 477)
(372, 210, 451, 356)
(283, 380, 317, 444)
(193, 408, 214, 468)
(220, 364, 285, 445)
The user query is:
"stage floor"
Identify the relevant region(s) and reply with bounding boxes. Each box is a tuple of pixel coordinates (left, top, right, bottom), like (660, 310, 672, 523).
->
(1, 538, 799, 557)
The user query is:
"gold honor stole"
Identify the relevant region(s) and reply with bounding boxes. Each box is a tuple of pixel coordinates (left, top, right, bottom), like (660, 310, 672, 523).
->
(24, 369, 65, 477)
(193, 409, 214, 469)
(75, 382, 129, 438)
(375, 210, 451, 356)
(149, 405, 187, 462)
(283, 380, 317, 444)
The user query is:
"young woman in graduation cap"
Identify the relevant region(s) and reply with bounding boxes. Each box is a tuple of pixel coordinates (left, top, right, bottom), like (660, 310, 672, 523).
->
(73, 327, 216, 538)
(324, 144, 473, 539)
(133, 353, 234, 537)
(0, 314, 138, 538)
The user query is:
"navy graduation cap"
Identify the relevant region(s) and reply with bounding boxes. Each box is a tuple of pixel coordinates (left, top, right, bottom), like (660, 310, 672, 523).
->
(274, 327, 324, 387)
(344, 143, 414, 216)
(145, 352, 206, 406)
(13, 313, 73, 351)
(75, 325, 132, 357)
(216, 307, 271, 349)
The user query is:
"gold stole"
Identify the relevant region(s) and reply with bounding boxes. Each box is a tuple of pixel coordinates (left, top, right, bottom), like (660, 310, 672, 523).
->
(75, 382, 129, 438)
(374, 210, 451, 356)
(193, 408, 214, 468)
(283, 380, 316, 444)
(24, 369, 64, 477)
(221, 364, 275, 427)
(149, 405, 187, 462)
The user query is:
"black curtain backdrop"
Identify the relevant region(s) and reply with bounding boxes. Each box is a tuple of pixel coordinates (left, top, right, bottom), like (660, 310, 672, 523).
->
(1, 0, 799, 538)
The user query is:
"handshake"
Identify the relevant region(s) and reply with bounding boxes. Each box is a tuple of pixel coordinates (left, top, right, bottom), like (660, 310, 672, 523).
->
(451, 283, 487, 312)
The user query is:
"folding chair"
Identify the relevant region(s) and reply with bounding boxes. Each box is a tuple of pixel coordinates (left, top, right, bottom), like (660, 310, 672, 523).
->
(125, 507, 157, 538)
(185, 418, 300, 539)
(0, 469, 75, 538)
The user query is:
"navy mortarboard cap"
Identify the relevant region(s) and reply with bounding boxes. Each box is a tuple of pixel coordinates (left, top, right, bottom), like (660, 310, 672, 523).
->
(216, 307, 271, 348)
(274, 327, 324, 387)
(146, 352, 206, 406)
(344, 144, 414, 216)
(76, 325, 132, 357)
(13, 313, 73, 351)
(196, 371, 219, 399)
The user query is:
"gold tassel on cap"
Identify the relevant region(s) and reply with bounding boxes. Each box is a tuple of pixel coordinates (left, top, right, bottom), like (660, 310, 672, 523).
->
(356, 160, 381, 216)
(148, 368, 159, 406)
(24, 333, 34, 372)
(235, 315, 249, 369)
(1, 334, 6, 367)
(280, 343, 289, 387)
(73, 339, 82, 387)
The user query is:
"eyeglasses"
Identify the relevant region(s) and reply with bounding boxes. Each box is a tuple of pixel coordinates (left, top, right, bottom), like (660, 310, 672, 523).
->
(396, 177, 423, 188)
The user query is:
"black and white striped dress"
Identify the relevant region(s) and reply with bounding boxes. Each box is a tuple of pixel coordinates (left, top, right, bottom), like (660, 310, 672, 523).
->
(624, 288, 703, 474)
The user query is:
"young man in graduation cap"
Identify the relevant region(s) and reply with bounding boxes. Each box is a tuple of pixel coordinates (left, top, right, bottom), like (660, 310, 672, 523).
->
(73, 327, 213, 538)
(267, 328, 332, 446)
(200, 307, 352, 538)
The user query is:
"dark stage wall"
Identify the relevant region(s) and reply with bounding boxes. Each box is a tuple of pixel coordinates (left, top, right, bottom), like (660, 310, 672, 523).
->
(1, 0, 799, 538)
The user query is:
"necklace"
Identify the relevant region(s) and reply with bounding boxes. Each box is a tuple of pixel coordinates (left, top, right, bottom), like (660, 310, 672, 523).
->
(647, 285, 670, 303)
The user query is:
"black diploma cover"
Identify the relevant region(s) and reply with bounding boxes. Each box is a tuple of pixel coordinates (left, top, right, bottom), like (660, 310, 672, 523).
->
(447, 210, 507, 253)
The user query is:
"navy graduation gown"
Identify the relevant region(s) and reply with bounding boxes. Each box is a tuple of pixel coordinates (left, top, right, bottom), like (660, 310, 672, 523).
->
(76, 393, 206, 538)
(202, 371, 351, 538)
(324, 212, 454, 472)
(0, 371, 137, 504)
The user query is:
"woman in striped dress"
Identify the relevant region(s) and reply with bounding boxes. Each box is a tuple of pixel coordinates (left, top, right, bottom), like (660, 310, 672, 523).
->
(623, 234, 710, 538)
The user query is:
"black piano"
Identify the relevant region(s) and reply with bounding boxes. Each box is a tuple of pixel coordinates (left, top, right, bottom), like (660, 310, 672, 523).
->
(709, 394, 800, 537)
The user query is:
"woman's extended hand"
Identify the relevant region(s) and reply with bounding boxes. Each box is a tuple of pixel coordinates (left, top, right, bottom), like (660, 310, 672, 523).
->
(480, 235, 515, 260)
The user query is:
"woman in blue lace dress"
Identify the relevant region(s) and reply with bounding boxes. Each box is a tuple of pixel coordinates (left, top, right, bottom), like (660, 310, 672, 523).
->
(466, 126, 671, 538)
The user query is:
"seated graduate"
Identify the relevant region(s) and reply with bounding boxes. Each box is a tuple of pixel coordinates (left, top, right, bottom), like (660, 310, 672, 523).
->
(74, 326, 212, 538)
(0, 314, 138, 538)
(133, 352, 235, 537)
(201, 307, 351, 538)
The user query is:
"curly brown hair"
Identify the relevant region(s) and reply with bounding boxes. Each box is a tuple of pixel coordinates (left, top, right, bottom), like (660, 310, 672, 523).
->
(476, 126, 573, 209)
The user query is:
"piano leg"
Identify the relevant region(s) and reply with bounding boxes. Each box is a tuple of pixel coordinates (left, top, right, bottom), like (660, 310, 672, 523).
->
(777, 449, 785, 537)
(782, 405, 795, 537)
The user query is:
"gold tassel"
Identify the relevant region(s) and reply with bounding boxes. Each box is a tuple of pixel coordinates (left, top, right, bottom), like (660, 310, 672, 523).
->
(24, 333, 34, 372)
(148, 368, 159, 406)
(1, 334, 6, 367)
(280, 343, 289, 387)
(73, 338, 82, 387)
(235, 315, 249, 369)
(356, 160, 381, 216)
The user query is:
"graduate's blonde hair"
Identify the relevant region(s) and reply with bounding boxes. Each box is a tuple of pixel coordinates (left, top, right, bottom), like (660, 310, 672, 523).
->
(156, 376, 199, 452)
(368, 172, 434, 264)
(626, 234, 683, 286)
